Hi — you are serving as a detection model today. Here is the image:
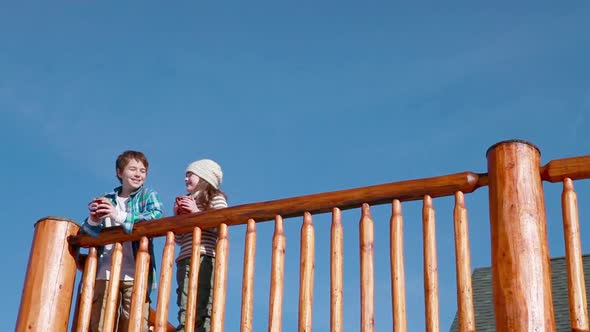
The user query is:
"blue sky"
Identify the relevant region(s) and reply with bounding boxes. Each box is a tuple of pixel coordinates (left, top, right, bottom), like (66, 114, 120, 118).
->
(2, 1, 590, 331)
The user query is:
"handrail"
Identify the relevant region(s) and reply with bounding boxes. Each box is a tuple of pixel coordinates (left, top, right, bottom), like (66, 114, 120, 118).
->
(541, 155, 590, 182)
(18, 141, 590, 331)
(70, 171, 487, 248)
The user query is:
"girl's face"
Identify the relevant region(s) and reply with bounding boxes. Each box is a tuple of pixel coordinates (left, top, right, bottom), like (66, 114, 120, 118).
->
(185, 172, 201, 194)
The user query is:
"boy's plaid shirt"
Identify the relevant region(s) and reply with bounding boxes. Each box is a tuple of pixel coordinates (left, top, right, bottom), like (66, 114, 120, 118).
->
(81, 185, 164, 293)
(82, 185, 163, 237)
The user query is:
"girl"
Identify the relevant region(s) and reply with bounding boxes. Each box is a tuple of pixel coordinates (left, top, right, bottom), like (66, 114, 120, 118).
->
(174, 159, 227, 332)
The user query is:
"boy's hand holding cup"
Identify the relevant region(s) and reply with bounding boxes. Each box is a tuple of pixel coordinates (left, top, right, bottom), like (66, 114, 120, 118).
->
(89, 197, 112, 220)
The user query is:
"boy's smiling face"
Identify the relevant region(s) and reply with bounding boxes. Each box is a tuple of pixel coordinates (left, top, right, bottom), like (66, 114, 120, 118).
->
(117, 158, 147, 196)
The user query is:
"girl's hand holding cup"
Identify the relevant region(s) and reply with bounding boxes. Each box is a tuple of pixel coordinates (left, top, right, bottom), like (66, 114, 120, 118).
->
(175, 196, 200, 215)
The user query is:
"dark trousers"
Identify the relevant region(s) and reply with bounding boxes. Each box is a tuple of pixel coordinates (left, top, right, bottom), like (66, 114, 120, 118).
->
(176, 255, 214, 332)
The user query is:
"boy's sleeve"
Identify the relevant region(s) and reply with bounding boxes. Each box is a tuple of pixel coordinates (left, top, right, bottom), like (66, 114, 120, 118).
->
(80, 218, 104, 238)
(122, 190, 164, 234)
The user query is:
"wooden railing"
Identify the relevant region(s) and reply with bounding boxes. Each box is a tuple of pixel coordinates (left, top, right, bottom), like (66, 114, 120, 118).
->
(15, 140, 590, 331)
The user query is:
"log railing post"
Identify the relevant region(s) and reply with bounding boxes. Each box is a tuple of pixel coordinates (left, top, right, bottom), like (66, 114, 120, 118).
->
(16, 217, 80, 332)
(487, 140, 555, 331)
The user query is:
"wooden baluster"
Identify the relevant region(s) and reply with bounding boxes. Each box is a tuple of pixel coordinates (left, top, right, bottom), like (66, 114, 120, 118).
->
(103, 242, 124, 332)
(155, 232, 176, 332)
(211, 224, 229, 332)
(185, 227, 203, 332)
(330, 208, 343, 332)
(17, 218, 79, 332)
(148, 307, 176, 332)
(129, 237, 151, 332)
(71, 283, 82, 332)
(241, 219, 257, 332)
(453, 192, 475, 332)
(487, 140, 555, 331)
(76, 247, 98, 332)
(562, 178, 589, 331)
(269, 215, 286, 332)
(359, 203, 375, 332)
(390, 199, 407, 332)
(299, 212, 315, 332)
(423, 195, 439, 332)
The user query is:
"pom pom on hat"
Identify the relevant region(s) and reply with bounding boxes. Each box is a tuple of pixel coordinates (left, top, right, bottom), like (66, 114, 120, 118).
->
(186, 159, 223, 189)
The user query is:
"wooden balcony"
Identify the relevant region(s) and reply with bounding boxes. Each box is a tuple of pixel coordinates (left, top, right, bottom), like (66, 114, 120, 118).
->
(15, 140, 590, 331)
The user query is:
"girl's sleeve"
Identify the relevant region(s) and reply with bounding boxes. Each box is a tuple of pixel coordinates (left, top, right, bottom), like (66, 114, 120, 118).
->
(175, 233, 185, 245)
(210, 194, 228, 209)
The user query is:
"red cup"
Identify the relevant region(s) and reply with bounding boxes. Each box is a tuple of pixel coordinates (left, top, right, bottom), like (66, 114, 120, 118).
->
(176, 196, 189, 214)
(92, 197, 111, 205)
(92, 197, 111, 218)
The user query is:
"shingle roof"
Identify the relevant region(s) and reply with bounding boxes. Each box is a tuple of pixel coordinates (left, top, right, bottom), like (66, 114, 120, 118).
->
(449, 254, 590, 332)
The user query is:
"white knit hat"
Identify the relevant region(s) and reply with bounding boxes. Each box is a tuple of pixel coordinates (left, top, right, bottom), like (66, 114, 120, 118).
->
(186, 159, 223, 189)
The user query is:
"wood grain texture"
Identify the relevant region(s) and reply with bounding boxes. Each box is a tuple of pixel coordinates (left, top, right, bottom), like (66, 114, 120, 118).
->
(423, 196, 439, 332)
(541, 155, 590, 182)
(103, 242, 123, 332)
(16, 218, 79, 332)
(562, 178, 589, 331)
(240, 219, 257, 332)
(76, 247, 98, 332)
(298, 212, 315, 332)
(129, 237, 150, 332)
(487, 140, 555, 331)
(268, 216, 286, 332)
(185, 227, 202, 332)
(148, 307, 176, 332)
(359, 204, 375, 332)
(155, 232, 176, 332)
(70, 172, 486, 247)
(210, 224, 229, 332)
(390, 200, 407, 332)
(453, 192, 475, 332)
(330, 208, 343, 332)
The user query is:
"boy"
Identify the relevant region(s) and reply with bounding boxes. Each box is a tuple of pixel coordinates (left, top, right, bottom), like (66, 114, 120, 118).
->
(80, 150, 163, 332)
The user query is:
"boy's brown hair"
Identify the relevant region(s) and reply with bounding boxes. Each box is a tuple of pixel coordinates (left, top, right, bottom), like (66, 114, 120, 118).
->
(115, 150, 149, 183)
